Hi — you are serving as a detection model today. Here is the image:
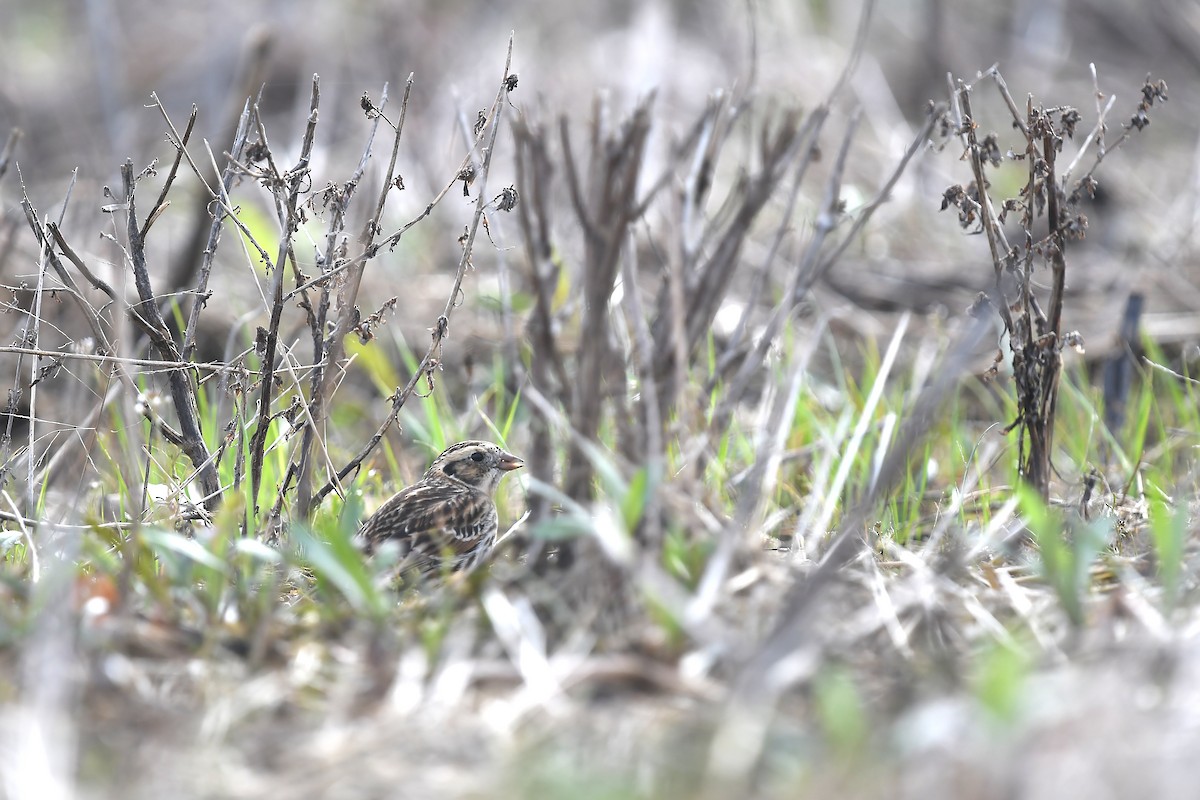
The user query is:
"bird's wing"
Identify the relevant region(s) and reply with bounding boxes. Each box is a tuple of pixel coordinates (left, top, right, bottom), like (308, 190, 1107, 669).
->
(359, 480, 496, 574)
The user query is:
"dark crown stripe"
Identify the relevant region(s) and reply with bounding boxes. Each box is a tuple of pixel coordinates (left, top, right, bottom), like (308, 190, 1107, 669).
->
(437, 441, 486, 458)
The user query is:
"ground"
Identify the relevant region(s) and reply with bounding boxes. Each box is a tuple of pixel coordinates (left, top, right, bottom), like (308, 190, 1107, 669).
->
(1, 2, 1199, 799)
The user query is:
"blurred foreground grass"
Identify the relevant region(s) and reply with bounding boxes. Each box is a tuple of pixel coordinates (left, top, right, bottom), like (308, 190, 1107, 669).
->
(1, 2, 1200, 799)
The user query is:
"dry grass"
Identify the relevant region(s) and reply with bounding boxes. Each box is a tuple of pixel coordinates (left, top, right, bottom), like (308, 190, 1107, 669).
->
(1, 2, 1200, 799)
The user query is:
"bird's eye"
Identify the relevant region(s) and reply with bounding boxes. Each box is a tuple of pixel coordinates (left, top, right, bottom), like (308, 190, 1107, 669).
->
(471, 452, 485, 462)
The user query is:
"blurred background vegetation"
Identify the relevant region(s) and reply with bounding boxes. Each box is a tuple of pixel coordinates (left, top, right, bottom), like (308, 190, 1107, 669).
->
(1, 1, 1198, 799)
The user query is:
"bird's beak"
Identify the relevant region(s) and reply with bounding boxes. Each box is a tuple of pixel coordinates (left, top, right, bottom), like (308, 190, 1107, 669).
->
(499, 452, 524, 471)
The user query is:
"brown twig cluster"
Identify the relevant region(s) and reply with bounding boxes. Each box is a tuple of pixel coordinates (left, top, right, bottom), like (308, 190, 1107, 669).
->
(514, 82, 936, 546)
(500, 4, 950, 658)
(1, 38, 519, 534)
(941, 66, 1167, 499)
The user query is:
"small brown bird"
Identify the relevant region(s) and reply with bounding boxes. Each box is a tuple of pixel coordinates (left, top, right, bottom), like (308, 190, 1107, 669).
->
(359, 441, 523, 577)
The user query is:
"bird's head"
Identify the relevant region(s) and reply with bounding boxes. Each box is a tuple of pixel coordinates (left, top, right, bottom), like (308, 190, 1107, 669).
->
(428, 440, 523, 493)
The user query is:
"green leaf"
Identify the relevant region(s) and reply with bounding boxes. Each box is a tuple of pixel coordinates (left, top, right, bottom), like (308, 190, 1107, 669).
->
(579, 439, 627, 502)
(530, 516, 592, 541)
(235, 203, 281, 273)
(973, 639, 1029, 723)
(620, 466, 652, 531)
(290, 524, 387, 619)
(348, 336, 402, 397)
(814, 667, 868, 754)
(141, 528, 228, 573)
(1019, 485, 1112, 626)
(1150, 498, 1186, 610)
(234, 537, 284, 564)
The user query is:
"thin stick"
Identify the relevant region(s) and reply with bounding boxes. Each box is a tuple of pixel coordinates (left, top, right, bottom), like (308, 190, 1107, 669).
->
(141, 101, 198, 239)
(181, 100, 253, 361)
(296, 76, 406, 517)
(248, 75, 321, 517)
(0, 128, 21, 182)
(120, 160, 221, 507)
(312, 35, 516, 508)
(954, 77, 1015, 334)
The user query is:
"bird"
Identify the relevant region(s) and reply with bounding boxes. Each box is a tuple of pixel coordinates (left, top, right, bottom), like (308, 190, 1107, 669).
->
(358, 440, 523, 579)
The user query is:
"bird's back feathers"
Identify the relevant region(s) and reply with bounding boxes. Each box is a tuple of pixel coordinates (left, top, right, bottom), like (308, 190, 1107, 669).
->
(357, 440, 521, 579)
